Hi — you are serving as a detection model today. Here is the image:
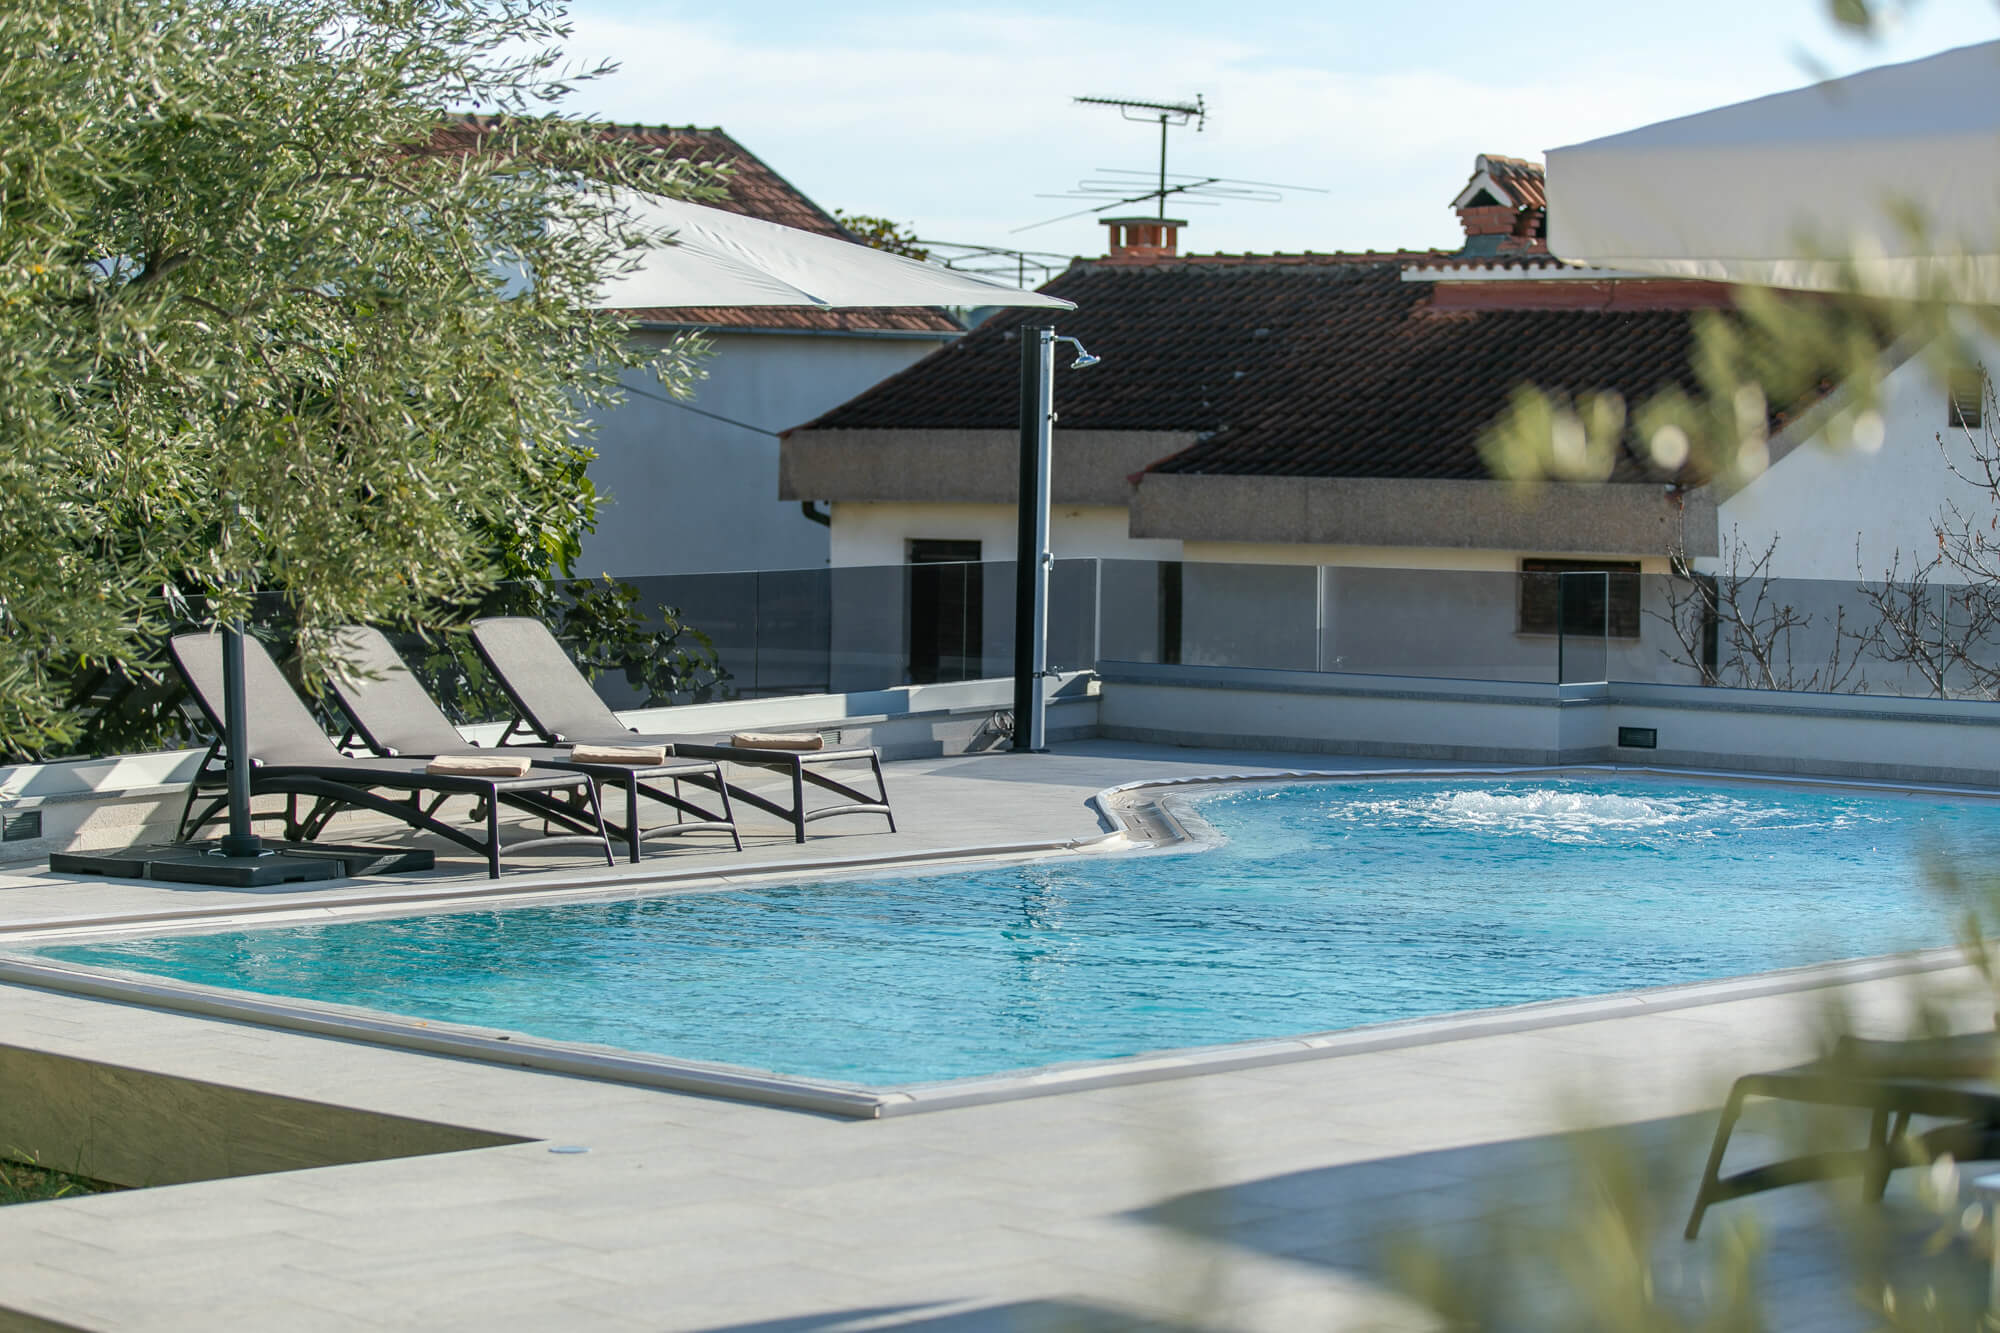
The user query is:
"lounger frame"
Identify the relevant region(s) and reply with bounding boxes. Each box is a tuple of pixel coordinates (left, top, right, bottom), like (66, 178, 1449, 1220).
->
(318, 625, 743, 863)
(169, 633, 616, 879)
(471, 616, 894, 843)
(1685, 1036, 2000, 1239)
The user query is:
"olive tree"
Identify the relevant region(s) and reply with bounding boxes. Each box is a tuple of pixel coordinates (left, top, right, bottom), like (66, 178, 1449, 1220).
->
(0, 0, 716, 756)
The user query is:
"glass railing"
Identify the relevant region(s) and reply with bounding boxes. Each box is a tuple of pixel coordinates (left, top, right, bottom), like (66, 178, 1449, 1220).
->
(30, 556, 2000, 765)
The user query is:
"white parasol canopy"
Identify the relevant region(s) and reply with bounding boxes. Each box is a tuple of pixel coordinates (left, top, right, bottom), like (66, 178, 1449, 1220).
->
(1546, 41, 2000, 302)
(594, 192, 1074, 311)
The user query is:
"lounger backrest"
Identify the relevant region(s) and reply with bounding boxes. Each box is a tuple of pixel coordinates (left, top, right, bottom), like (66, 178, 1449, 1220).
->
(322, 626, 471, 757)
(167, 632, 346, 766)
(469, 616, 627, 742)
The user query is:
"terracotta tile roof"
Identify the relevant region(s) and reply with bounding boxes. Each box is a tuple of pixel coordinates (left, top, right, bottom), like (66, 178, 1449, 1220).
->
(1477, 154, 1546, 210)
(438, 117, 959, 335)
(797, 255, 1754, 483)
(1096, 249, 1448, 269)
(438, 117, 847, 234)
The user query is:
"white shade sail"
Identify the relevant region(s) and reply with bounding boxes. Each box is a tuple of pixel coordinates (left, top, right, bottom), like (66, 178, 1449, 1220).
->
(594, 192, 1074, 311)
(1546, 41, 2000, 302)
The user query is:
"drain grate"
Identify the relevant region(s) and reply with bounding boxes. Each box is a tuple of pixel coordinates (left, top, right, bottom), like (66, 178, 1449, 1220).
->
(2, 809, 42, 843)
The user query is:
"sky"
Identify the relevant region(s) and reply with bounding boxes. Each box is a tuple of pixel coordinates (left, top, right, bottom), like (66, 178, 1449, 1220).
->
(551, 1, 2000, 265)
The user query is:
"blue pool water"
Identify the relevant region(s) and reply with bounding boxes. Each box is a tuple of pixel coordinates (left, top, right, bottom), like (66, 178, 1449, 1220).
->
(30, 777, 1997, 1086)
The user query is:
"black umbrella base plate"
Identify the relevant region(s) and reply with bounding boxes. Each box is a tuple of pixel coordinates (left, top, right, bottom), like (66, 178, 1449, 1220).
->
(51, 841, 435, 886)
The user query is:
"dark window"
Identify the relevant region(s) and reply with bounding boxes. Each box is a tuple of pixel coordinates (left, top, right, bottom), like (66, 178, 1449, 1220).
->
(1950, 369, 1986, 430)
(907, 539, 982, 684)
(1519, 559, 1642, 638)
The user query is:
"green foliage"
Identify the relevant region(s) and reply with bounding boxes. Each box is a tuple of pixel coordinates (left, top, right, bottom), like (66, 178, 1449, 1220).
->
(832, 210, 930, 261)
(0, 1156, 118, 1206)
(14, 573, 733, 762)
(0, 0, 720, 757)
(542, 577, 730, 707)
(401, 577, 731, 730)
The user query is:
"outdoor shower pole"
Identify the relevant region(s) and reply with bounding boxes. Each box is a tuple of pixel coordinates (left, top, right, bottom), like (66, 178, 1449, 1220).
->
(1013, 325, 1055, 752)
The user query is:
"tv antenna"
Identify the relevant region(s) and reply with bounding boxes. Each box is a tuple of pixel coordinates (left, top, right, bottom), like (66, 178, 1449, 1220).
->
(1075, 96, 1203, 219)
(911, 240, 1072, 290)
(1014, 94, 1324, 235)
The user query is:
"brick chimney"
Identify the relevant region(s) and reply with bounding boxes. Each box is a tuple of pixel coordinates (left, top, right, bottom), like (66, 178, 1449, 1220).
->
(1456, 203, 1523, 241)
(1450, 154, 1547, 257)
(1101, 216, 1185, 262)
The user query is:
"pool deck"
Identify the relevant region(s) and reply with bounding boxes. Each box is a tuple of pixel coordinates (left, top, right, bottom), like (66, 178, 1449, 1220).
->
(0, 741, 1984, 1331)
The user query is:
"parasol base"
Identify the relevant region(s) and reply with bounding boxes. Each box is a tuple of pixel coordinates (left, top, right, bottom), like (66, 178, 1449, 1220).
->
(51, 840, 433, 886)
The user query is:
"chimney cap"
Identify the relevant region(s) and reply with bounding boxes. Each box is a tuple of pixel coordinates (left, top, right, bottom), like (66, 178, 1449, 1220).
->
(1101, 215, 1186, 261)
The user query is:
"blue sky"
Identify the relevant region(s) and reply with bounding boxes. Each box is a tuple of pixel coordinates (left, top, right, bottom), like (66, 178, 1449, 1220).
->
(554, 1, 2000, 259)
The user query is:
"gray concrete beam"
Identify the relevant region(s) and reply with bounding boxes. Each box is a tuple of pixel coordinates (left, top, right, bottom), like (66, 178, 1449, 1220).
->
(1131, 473, 1718, 556)
(780, 430, 1198, 506)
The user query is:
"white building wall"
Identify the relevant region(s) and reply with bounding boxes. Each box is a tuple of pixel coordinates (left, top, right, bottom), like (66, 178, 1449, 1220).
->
(1717, 345, 1997, 582)
(823, 501, 1694, 684)
(575, 328, 954, 579)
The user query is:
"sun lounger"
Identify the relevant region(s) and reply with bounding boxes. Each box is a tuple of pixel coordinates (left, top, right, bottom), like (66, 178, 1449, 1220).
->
(469, 616, 894, 843)
(1684, 1032, 2000, 1239)
(168, 631, 616, 878)
(320, 625, 741, 862)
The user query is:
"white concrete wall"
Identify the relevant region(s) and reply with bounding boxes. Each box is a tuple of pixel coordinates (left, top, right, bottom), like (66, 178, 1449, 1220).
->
(1095, 663, 2000, 785)
(1718, 342, 1998, 583)
(576, 329, 953, 580)
(1096, 668, 1573, 765)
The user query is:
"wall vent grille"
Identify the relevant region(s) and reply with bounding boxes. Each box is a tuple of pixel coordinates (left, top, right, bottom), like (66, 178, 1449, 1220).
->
(1950, 369, 1986, 429)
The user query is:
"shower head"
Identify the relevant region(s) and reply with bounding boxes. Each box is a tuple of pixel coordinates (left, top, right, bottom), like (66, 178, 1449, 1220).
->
(1055, 336, 1101, 370)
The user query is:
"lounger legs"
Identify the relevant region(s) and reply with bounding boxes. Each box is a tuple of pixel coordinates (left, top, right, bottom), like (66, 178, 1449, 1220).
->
(485, 795, 501, 879)
(1686, 1082, 1748, 1240)
(624, 772, 642, 863)
(1862, 1109, 1893, 1203)
(587, 783, 616, 870)
(719, 779, 742, 852)
(1686, 1083, 1936, 1241)
(872, 753, 895, 834)
(791, 763, 807, 843)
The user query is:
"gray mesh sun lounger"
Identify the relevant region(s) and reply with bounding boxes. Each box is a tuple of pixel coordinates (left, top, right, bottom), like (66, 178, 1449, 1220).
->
(469, 616, 894, 844)
(322, 625, 741, 863)
(168, 632, 616, 879)
(1685, 1032, 2000, 1239)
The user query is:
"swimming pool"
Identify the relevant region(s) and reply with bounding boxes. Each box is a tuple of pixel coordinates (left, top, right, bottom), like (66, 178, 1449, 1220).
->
(24, 774, 1994, 1092)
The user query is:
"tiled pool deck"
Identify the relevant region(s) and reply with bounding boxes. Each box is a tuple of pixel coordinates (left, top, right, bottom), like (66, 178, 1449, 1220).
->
(0, 742, 1984, 1331)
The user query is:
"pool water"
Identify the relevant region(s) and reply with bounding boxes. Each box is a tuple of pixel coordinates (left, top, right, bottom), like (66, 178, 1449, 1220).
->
(31, 777, 1995, 1086)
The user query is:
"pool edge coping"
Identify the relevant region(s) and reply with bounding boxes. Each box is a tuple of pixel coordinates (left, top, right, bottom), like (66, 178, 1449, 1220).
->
(0, 943, 1968, 1121)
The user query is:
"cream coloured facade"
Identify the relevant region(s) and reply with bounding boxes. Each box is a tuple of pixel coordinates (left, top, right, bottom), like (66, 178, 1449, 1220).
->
(826, 501, 1181, 569)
